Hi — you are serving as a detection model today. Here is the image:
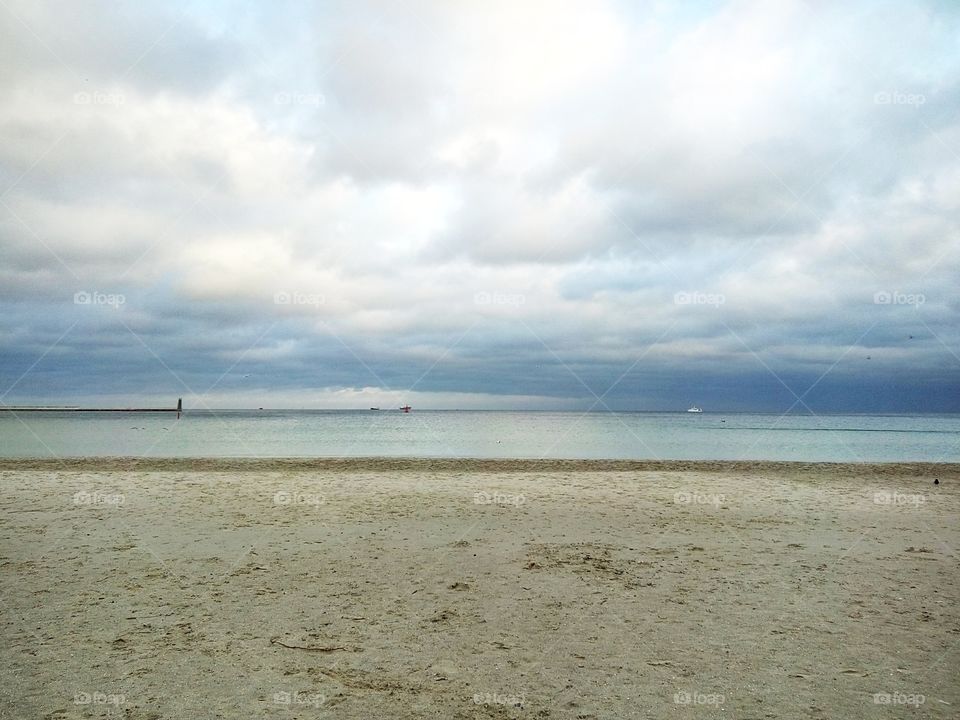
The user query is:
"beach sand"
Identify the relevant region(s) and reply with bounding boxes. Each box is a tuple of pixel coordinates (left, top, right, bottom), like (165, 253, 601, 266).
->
(1, 459, 957, 719)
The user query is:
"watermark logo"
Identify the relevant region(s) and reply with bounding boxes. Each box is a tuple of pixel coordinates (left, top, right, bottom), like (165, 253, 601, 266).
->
(873, 290, 924, 306)
(674, 491, 724, 507)
(873, 491, 925, 507)
(73, 491, 125, 506)
(273, 291, 324, 307)
(74, 692, 125, 706)
(474, 291, 525, 308)
(273, 690, 326, 708)
(273, 490, 326, 508)
(472, 692, 524, 708)
(874, 91, 925, 107)
(74, 290, 125, 308)
(274, 91, 325, 108)
(73, 91, 124, 106)
(474, 491, 525, 507)
(872, 691, 925, 707)
(674, 291, 725, 307)
(674, 690, 724, 706)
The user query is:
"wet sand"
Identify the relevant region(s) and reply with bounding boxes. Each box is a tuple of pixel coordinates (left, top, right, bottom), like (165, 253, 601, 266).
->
(1, 459, 957, 719)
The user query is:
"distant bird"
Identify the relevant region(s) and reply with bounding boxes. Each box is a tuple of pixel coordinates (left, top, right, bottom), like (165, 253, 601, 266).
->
(934, 478, 939, 485)
(242, 374, 251, 378)
(909, 335, 914, 340)
(866, 356, 871, 360)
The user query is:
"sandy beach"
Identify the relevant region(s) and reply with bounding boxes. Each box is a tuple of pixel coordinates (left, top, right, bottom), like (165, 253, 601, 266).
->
(1, 459, 957, 719)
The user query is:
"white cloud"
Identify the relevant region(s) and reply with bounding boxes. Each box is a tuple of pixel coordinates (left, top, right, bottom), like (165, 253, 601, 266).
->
(0, 0, 957, 409)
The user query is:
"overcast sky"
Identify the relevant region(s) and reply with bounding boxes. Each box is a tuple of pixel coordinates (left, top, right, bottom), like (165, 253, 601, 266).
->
(1, 0, 958, 412)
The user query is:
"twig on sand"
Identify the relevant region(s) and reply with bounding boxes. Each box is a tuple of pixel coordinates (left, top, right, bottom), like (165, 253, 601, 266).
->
(269, 637, 354, 652)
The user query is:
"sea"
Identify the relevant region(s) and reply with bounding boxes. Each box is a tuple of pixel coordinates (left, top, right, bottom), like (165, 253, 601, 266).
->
(0, 410, 958, 462)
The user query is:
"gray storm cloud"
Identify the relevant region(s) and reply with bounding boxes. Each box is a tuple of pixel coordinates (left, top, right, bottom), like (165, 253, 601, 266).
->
(0, 0, 958, 411)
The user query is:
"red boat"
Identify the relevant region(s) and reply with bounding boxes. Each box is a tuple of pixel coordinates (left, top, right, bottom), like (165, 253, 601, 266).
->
(400, 405, 412, 413)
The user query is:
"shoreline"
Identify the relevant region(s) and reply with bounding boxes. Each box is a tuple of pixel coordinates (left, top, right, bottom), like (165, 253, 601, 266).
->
(2, 460, 957, 717)
(1, 456, 959, 474)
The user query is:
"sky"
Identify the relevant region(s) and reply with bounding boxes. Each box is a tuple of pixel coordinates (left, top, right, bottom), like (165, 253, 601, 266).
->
(0, 0, 958, 412)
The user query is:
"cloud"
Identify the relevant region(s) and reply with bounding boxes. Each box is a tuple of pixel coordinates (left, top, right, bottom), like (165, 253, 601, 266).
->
(0, 0, 958, 411)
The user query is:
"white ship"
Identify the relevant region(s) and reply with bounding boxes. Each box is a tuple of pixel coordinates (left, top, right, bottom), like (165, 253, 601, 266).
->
(687, 405, 703, 413)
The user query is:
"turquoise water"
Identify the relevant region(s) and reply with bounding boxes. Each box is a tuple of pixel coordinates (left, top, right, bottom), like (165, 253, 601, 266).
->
(0, 410, 958, 462)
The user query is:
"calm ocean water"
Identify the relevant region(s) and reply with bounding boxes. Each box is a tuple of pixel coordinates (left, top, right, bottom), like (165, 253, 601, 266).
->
(0, 410, 958, 462)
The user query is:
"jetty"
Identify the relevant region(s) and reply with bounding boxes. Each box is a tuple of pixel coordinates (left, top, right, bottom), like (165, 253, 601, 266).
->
(1, 398, 183, 417)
